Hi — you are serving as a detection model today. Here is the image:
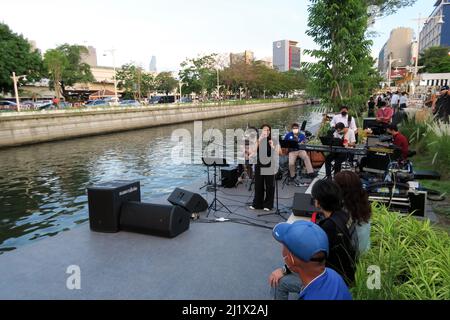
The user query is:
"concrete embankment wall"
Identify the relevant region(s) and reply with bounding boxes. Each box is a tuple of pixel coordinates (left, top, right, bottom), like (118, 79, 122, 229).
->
(0, 101, 303, 148)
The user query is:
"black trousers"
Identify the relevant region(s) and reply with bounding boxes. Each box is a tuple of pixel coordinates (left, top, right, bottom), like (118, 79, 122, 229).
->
(253, 168, 275, 209)
(325, 153, 347, 178)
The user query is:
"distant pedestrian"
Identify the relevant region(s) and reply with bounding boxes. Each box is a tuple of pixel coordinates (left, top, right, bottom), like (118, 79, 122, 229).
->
(434, 86, 450, 123)
(399, 92, 408, 110)
(368, 97, 376, 117)
(52, 96, 60, 108)
(391, 91, 400, 111)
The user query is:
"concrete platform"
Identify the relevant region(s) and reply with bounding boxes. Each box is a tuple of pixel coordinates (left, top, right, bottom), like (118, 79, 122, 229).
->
(0, 177, 310, 300)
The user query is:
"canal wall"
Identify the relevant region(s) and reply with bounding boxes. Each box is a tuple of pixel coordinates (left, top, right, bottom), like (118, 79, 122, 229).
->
(0, 101, 303, 148)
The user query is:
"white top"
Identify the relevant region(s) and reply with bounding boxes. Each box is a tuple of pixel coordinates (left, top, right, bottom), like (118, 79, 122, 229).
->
(391, 94, 400, 105)
(334, 128, 356, 146)
(400, 96, 408, 105)
(330, 114, 357, 131)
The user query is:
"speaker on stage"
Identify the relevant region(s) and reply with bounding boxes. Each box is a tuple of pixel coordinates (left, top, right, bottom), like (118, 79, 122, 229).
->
(167, 188, 208, 213)
(221, 166, 239, 188)
(87, 181, 141, 233)
(121, 202, 191, 238)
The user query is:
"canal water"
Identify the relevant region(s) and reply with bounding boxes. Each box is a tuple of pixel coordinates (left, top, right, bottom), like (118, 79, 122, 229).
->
(0, 105, 322, 253)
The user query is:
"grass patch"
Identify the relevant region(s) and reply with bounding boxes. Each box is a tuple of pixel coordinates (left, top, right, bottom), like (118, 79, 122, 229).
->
(352, 204, 450, 300)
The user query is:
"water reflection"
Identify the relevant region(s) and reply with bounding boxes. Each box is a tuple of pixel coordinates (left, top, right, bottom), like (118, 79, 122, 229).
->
(0, 105, 320, 253)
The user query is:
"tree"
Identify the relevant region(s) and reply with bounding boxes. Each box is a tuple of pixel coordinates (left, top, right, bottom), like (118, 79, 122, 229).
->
(419, 46, 450, 74)
(0, 23, 43, 95)
(305, 0, 380, 112)
(116, 63, 155, 99)
(179, 54, 217, 97)
(367, 0, 418, 18)
(43, 44, 94, 100)
(43, 50, 68, 100)
(155, 72, 178, 95)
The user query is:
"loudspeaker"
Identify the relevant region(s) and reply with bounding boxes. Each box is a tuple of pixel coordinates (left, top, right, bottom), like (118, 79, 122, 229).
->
(221, 166, 239, 188)
(87, 181, 141, 233)
(408, 191, 427, 217)
(120, 202, 190, 238)
(292, 193, 317, 217)
(167, 188, 208, 213)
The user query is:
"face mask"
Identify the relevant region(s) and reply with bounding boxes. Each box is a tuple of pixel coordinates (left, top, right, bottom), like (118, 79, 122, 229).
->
(341, 112, 348, 116)
(293, 129, 299, 134)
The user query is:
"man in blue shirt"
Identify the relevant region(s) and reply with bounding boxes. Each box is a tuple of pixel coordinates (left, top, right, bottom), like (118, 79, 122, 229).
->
(272, 221, 352, 300)
(284, 123, 316, 185)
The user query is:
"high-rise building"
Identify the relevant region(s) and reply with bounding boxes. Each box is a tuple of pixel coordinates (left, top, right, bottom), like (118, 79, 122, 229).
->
(229, 51, 254, 66)
(149, 56, 157, 73)
(81, 46, 98, 67)
(419, 0, 450, 53)
(377, 28, 414, 75)
(273, 40, 301, 72)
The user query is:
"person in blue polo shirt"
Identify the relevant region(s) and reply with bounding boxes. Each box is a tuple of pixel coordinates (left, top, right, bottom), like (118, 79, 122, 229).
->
(272, 221, 352, 300)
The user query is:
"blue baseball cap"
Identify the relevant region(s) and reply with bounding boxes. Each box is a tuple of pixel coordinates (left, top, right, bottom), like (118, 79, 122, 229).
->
(273, 221, 329, 262)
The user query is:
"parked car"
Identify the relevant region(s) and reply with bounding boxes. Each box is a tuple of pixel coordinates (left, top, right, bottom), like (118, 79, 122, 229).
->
(150, 96, 175, 104)
(59, 101, 72, 109)
(0, 101, 17, 111)
(120, 100, 141, 107)
(35, 100, 53, 110)
(180, 97, 193, 104)
(85, 100, 109, 107)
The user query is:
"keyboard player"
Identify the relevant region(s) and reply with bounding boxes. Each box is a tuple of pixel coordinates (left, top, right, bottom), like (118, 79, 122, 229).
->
(325, 122, 356, 179)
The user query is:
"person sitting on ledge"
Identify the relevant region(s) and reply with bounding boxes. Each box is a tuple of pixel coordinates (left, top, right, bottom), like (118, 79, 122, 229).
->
(284, 123, 316, 186)
(272, 221, 352, 300)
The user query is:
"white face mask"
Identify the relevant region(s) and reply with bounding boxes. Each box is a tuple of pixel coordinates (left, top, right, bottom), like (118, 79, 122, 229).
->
(293, 129, 299, 134)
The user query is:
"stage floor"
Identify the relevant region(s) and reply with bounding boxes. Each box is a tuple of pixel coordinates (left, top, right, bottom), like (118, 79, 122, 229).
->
(0, 175, 313, 300)
(0, 166, 436, 299)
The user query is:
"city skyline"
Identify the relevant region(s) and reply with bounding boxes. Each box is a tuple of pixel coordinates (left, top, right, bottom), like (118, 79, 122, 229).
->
(0, 0, 437, 72)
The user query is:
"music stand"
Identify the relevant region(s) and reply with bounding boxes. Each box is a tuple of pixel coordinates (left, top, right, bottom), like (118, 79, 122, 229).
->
(202, 158, 232, 217)
(280, 140, 301, 188)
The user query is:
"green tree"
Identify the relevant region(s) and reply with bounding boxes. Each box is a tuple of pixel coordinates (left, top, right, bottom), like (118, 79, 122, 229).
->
(305, 0, 379, 112)
(419, 46, 450, 74)
(116, 63, 155, 99)
(367, 0, 418, 18)
(43, 50, 68, 100)
(43, 44, 94, 100)
(0, 23, 43, 95)
(155, 72, 178, 95)
(179, 54, 217, 97)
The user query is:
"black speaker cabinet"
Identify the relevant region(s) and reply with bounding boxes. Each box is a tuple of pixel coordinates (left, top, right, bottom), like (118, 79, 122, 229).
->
(167, 188, 208, 213)
(221, 166, 239, 188)
(292, 193, 317, 217)
(120, 202, 190, 238)
(408, 191, 426, 217)
(87, 181, 141, 233)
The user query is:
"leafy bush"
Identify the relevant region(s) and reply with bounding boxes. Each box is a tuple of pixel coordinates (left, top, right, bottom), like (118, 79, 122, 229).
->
(352, 204, 450, 300)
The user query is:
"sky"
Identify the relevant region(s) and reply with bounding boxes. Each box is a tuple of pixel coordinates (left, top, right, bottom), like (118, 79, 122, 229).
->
(0, 0, 436, 72)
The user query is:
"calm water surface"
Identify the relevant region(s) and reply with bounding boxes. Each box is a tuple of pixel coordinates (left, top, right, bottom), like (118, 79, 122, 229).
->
(0, 105, 322, 253)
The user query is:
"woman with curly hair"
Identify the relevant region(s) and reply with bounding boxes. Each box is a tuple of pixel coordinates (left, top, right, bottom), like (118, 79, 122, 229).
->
(334, 171, 372, 255)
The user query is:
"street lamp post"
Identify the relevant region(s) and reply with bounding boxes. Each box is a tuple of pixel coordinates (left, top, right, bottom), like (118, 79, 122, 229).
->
(178, 81, 183, 103)
(11, 72, 27, 112)
(387, 56, 401, 89)
(104, 49, 119, 105)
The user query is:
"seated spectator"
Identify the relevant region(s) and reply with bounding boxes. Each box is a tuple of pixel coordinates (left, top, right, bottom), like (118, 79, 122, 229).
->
(272, 221, 352, 300)
(269, 180, 356, 299)
(335, 171, 372, 256)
